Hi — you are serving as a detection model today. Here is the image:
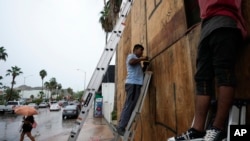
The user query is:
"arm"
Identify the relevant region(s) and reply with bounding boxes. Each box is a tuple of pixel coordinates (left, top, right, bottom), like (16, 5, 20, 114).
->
(129, 56, 148, 65)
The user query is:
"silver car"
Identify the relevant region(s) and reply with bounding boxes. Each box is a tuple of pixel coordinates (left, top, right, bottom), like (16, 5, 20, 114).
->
(39, 102, 48, 108)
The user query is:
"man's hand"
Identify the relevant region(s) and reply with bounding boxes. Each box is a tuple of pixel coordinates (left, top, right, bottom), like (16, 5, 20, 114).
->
(140, 56, 149, 61)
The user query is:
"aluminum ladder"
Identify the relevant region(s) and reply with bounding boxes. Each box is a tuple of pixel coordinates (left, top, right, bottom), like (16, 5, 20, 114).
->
(226, 100, 247, 141)
(67, 1, 135, 141)
(113, 71, 153, 141)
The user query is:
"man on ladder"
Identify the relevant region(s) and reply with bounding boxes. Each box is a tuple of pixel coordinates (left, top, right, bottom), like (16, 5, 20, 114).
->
(116, 44, 149, 136)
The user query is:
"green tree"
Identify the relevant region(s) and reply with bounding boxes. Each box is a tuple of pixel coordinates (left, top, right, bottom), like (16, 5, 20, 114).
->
(38, 91, 45, 99)
(0, 76, 3, 88)
(99, 0, 122, 44)
(6, 66, 23, 101)
(44, 81, 50, 100)
(0, 46, 8, 61)
(45, 77, 57, 100)
(56, 83, 62, 100)
(0, 46, 8, 88)
(67, 87, 74, 100)
(30, 94, 34, 101)
(39, 69, 47, 93)
(5, 88, 21, 101)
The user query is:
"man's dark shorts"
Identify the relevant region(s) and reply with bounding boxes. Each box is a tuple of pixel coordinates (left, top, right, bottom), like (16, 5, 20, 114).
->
(195, 28, 243, 96)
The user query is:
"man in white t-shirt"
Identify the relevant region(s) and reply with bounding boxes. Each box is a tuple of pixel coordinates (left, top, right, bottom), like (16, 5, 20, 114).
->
(116, 44, 148, 136)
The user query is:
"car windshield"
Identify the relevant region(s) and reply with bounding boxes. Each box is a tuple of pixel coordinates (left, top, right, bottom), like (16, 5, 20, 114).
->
(65, 105, 77, 110)
(7, 102, 18, 105)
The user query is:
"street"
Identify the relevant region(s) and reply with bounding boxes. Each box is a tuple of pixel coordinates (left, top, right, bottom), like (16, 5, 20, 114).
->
(0, 108, 75, 141)
(0, 107, 114, 141)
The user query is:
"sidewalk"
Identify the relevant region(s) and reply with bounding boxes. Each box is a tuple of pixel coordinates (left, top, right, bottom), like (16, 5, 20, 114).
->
(76, 115, 115, 141)
(39, 110, 115, 141)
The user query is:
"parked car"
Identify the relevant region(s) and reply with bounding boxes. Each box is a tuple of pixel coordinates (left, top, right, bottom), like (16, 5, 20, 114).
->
(69, 100, 81, 110)
(39, 102, 48, 108)
(5, 101, 23, 114)
(62, 105, 80, 119)
(0, 105, 6, 114)
(62, 101, 69, 107)
(50, 103, 61, 111)
(27, 103, 39, 109)
(49, 101, 57, 107)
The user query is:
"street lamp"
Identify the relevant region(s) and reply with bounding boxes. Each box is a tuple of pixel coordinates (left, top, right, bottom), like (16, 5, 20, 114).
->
(22, 75, 33, 98)
(77, 69, 86, 91)
(23, 75, 33, 86)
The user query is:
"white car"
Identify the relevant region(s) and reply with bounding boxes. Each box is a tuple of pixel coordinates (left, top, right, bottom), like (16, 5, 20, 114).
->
(39, 102, 48, 108)
(5, 101, 23, 114)
(49, 103, 61, 111)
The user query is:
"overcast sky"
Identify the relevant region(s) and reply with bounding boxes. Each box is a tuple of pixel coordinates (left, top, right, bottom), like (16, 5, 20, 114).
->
(0, 0, 115, 91)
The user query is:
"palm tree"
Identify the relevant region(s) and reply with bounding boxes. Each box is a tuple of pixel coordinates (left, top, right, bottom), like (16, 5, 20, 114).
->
(6, 66, 23, 101)
(0, 76, 3, 88)
(56, 83, 62, 100)
(47, 77, 57, 100)
(67, 87, 74, 100)
(0, 46, 8, 89)
(39, 69, 47, 92)
(99, 0, 122, 44)
(99, 0, 112, 44)
(0, 46, 8, 61)
(44, 81, 50, 100)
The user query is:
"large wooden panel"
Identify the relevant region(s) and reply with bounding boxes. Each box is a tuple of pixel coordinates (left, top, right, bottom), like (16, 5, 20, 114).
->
(114, 0, 250, 140)
(148, 36, 195, 140)
(146, 0, 187, 58)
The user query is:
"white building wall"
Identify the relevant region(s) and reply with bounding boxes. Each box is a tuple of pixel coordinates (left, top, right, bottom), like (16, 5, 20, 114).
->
(102, 83, 115, 123)
(21, 90, 51, 99)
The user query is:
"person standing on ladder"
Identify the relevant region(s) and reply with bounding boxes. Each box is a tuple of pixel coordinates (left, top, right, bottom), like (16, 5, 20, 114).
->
(168, 0, 247, 141)
(116, 44, 148, 136)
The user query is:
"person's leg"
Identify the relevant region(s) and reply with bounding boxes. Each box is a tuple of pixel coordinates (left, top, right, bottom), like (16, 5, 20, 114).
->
(167, 35, 213, 141)
(203, 28, 242, 141)
(20, 132, 25, 141)
(26, 132, 35, 141)
(117, 84, 141, 135)
(211, 28, 241, 130)
(118, 84, 141, 128)
(213, 86, 234, 130)
(192, 35, 215, 132)
(192, 95, 211, 131)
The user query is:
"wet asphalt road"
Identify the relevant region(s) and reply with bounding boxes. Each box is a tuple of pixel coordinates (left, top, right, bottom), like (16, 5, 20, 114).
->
(0, 107, 75, 141)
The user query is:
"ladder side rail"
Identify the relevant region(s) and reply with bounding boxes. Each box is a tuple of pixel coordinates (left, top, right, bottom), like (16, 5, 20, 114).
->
(227, 105, 240, 141)
(240, 105, 246, 125)
(137, 72, 152, 112)
(68, 90, 95, 141)
(87, 45, 116, 90)
(68, 1, 135, 141)
(126, 72, 152, 130)
(87, 69, 105, 91)
(84, 0, 133, 113)
(119, 0, 134, 18)
(68, 38, 116, 141)
(88, 32, 122, 89)
(96, 35, 118, 69)
(91, 49, 116, 89)
(97, 45, 117, 68)
(123, 72, 152, 141)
